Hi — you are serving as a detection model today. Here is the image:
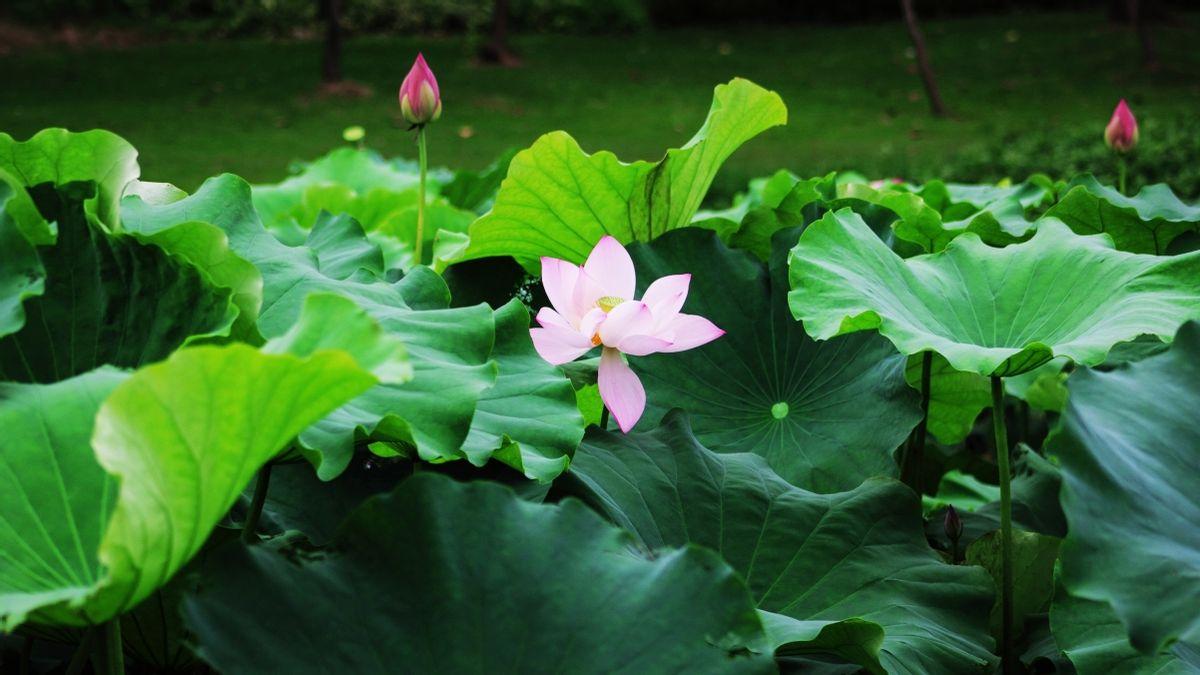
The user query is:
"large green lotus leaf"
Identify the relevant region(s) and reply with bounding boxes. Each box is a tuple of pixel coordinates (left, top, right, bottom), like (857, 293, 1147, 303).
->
(250, 147, 423, 233)
(303, 210, 385, 279)
(925, 449, 1067, 552)
(0, 180, 44, 338)
(0, 128, 260, 347)
(125, 218, 263, 341)
(788, 209, 1200, 377)
(837, 183, 1036, 253)
(558, 412, 997, 674)
(0, 182, 235, 382)
(460, 299, 582, 481)
(916, 177, 1052, 215)
(462, 78, 787, 264)
(1044, 175, 1200, 254)
(909, 353, 1067, 449)
(728, 173, 838, 261)
(182, 473, 774, 675)
(1050, 589, 1196, 674)
(966, 531, 1061, 644)
(370, 198, 475, 270)
(905, 352, 991, 445)
(122, 175, 498, 479)
(0, 293, 408, 629)
(439, 147, 517, 213)
(1046, 322, 1200, 654)
(0, 128, 138, 242)
(628, 227, 920, 492)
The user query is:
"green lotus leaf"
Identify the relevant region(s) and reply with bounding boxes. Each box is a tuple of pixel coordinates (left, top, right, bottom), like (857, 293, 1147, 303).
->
(694, 169, 804, 241)
(905, 352, 991, 444)
(460, 299, 583, 482)
(250, 147, 423, 234)
(1005, 357, 1070, 412)
(182, 473, 774, 675)
(1044, 174, 1200, 254)
(728, 173, 837, 260)
(558, 412, 997, 674)
(908, 353, 1066, 448)
(304, 210, 385, 279)
(1050, 588, 1196, 674)
(916, 177, 1052, 215)
(0, 128, 138, 242)
(439, 146, 517, 213)
(925, 449, 1066, 552)
(0, 293, 407, 629)
(628, 227, 921, 492)
(0, 180, 44, 338)
(0, 181, 235, 382)
(1047, 322, 1200, 655)
(966, 530, 1061, 644)
(1, 128, 261, 347)
(462, 78, 787, 264)
(370, 198, 475, 270)
(788, 209, 1200, 376)
(122, 175, 499, 479)
(838, 183, 1036, 253)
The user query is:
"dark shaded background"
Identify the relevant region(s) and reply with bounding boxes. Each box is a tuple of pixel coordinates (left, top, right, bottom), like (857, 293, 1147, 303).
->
(2, 0, 1197, 199)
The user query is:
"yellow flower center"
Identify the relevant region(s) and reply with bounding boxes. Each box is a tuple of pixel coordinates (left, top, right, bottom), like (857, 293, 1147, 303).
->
(596, 296, 625, 313)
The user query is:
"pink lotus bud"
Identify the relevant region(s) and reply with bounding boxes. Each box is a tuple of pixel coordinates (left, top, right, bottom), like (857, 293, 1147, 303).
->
(944, 505, 963, 543)
(399, 53, 441, 126)
(1104, 99, 1138, 153)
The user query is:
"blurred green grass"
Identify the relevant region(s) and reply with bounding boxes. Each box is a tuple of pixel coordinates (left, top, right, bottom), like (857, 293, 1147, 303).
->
(2, 11, 1198, 195)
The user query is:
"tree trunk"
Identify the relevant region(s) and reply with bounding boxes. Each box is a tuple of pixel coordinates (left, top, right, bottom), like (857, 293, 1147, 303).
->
(1126, 0, 1160, 71)
(899, 0, 948, 117)
(320, 0, 343, 83)
(478, 0, 520, 66)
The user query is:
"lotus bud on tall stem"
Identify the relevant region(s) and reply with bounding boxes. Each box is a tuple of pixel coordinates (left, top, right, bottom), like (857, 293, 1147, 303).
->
(1104, 99, 1138, 195)
(399, 53, 442, 266)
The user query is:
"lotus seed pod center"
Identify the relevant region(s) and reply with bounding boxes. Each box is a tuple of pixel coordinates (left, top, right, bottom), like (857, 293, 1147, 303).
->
(771, 402, 789, 419)
(596, 296, 625, 313)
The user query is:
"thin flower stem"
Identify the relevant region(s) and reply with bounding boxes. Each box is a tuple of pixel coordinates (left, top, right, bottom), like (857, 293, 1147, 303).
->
(97, 619, 123, 675)
(241, 464, 273, 545)
(64, 627, 96, 675)
(20, 634, 32, 675)
(992, 375, 1015, 674)
(902, 351, 933, 494)
(599, 406, 610, 431)
(415, 125, 429, 266)
(1118, 156, 1128, 196)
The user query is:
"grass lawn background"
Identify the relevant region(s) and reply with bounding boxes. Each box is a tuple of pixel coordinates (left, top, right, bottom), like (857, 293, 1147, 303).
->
(2, 11, 1198, 197)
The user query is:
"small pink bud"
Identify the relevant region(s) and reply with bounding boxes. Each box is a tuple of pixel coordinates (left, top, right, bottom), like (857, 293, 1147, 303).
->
(399, 53, 442, 126)
(1104, 99, 1138, 153)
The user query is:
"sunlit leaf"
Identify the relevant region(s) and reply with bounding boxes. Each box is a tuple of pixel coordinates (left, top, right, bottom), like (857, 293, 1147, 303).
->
(788, 209, 1200, 376)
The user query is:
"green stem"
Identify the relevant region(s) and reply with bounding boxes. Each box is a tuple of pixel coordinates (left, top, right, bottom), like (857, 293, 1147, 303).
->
(98, 619, 123, 675)
(19, 635, 32, 675)
(992, 376, 1014, 674)
(415, 125, 428, 266)
(599, 406, 610, 431)
(1118, 156, 1127, 196)
(64, 627, 96, 675)
(902, 351, 933, 494)
(241, 463, 273, 544)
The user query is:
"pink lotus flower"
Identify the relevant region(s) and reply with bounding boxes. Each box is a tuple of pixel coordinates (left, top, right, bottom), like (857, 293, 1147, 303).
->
(399, 53, 442, 126)
(530, 237, 725, 433)
(1104, 99, 1138, 153)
